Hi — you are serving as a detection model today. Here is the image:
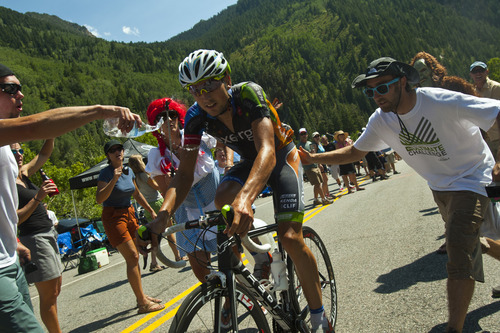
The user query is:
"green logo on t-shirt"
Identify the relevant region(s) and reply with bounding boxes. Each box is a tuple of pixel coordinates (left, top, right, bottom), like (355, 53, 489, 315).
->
(400, 117, 448, 159)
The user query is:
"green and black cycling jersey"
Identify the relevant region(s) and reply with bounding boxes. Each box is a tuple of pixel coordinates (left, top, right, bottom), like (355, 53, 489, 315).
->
(184, 82, 294, 160)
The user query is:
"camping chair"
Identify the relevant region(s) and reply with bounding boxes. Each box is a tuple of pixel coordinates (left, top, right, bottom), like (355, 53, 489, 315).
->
(57, 232, 83, 270)
(92, 220, 114, 253)
(79, 224, 104, 254)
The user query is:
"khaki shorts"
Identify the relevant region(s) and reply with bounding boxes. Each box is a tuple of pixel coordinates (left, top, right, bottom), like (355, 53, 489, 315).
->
(304, 167, 323, 186)
(385, 152, 395, 164)
(102, 206, 139, 248)
(432, 190, 489, 282)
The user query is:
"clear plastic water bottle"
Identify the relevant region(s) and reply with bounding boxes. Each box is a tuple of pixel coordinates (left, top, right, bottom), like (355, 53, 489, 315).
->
(271, 249, 288, 291)
(103, 118, 162, 138)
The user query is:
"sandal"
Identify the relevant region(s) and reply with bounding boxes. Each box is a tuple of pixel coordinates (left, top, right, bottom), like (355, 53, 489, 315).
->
(137, 301, 165, 314)
(137, 295, 162, 308)
(149, 265, 165, 272)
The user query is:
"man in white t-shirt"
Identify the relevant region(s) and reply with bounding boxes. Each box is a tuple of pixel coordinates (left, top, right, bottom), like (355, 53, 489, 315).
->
(0, 63, 141, 332)
(299, 57, 500, 333)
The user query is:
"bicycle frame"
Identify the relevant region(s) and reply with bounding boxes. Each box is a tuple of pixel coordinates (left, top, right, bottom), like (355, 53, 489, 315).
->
(156, 211, 310, 332)
(214, 221, 302, 331)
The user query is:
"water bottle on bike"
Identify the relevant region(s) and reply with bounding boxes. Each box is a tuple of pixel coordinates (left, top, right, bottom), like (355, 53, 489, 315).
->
(270, 249, 288, 291)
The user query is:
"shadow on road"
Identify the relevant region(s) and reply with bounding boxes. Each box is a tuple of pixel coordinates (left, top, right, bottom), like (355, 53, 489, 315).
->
(68, 308, 137, 333)
(420, 206, 440, 217)
(428, 300, 500, 333)
(80, 279, 129, 298)
(374, 252, 448, 294)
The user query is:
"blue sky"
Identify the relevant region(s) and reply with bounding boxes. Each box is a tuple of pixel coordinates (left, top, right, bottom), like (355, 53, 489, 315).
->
(1, 0, 238, 43)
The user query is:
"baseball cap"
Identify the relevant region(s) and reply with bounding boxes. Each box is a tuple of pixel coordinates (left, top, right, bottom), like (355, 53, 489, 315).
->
(104, 140, 123, 154)
(299, 128, 307, 134)
(352, 57, 420, 88)
(0, 64, 14, 78)
(312, 131, 320, 137)
(469, 61, 487, 72)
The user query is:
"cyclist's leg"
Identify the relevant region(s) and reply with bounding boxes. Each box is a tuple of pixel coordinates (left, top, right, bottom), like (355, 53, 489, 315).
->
(213, 162, 253, 263)
(187, 250, 211, 282)
(278, 221, 322, 308)
(271, 143, 329, 329)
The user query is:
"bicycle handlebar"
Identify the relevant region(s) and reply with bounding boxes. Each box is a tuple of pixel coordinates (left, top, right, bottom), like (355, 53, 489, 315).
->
(150, 205, 271, 269)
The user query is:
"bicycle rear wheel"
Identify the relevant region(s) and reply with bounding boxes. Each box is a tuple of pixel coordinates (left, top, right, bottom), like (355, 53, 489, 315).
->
(288, 225, 337, 329)
(169, 281, 271, 332)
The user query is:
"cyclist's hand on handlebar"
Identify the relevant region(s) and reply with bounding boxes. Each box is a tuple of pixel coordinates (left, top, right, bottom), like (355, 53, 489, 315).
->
(225, 200, 253, 238)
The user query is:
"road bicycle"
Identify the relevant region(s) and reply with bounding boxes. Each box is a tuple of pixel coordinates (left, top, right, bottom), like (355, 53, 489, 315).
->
(145, 205, 337, 332)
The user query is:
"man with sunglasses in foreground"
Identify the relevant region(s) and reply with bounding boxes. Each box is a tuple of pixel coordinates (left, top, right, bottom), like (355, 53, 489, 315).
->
(299, 57, 500, 333)
(147, 49, 333, 331)
(0, 63, 141, 332)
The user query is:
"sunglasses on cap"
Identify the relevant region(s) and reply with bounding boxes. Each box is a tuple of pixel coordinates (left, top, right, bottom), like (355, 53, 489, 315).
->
(363, 77, 400, 98)
(156, 110, 179, 123)
(11, 148, 24, 155)
(187, 75, 225, 97)
(470, 67, 486, 74)
(0, 83, 22, 95)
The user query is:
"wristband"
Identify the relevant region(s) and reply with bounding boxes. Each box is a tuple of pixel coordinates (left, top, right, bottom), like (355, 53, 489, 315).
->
(33, 197, 41, 202)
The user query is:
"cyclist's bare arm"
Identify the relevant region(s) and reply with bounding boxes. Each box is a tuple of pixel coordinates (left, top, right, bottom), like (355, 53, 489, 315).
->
(150, 146, 199, 234)
(227, 117, 275, 237)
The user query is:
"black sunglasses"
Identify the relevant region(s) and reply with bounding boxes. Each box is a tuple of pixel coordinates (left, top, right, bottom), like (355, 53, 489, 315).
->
(156, 110, 179, 123)
(108, 146, 123, 154)
(0, 83, 22, 95)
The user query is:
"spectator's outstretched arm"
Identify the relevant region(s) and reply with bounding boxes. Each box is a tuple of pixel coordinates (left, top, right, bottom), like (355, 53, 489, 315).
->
(0, 105, 140, 146)
(299, 145, 367, 166)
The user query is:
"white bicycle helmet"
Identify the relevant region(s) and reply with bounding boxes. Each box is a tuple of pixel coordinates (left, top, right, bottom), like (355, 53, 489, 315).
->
(178, 49, 231, 88)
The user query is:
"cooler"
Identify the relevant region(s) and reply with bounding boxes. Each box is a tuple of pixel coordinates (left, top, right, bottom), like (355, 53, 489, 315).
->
(86, 247, 109, 267)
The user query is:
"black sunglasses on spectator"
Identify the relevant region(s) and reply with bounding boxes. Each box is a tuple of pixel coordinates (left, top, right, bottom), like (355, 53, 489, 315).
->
(0, 83, 22, 95)
(156, 110, 179, 123)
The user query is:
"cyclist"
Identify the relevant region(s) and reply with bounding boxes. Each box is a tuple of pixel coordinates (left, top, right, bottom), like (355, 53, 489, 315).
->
(148, 49, 333, 331)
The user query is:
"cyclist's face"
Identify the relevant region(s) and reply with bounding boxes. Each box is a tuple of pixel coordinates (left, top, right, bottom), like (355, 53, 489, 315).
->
(193, 76, 231, 117)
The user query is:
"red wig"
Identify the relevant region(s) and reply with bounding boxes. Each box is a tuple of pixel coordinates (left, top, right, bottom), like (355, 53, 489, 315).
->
(146, 97, 188, 158)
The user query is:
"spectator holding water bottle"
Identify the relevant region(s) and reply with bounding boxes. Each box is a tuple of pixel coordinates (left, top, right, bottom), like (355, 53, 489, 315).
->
(12, 139, 63, 333)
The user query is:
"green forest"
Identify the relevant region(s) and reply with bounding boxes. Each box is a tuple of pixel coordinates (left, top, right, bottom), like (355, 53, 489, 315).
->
(0, 0, 499, 219)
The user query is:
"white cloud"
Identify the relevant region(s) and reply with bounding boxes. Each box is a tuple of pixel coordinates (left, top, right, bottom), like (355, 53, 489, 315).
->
(84, 24, 101, 37)
(122, 26, 140, 36)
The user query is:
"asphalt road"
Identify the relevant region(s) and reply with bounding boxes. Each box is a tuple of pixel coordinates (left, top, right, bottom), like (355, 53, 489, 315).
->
(28, 160, 500, 332)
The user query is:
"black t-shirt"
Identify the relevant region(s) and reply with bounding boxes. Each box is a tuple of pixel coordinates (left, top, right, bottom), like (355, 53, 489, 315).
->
(17, 175, 53, 236)
(323, 142, 336, 152)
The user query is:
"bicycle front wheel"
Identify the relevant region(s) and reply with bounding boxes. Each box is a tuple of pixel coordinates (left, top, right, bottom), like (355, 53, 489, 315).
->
(288, 225, 337, 329)
(169, 281, 271, 333)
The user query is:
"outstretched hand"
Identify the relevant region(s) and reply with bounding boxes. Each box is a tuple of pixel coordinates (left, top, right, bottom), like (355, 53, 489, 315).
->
(102, 105, 142, 134)
(298, 146, 314, 165)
